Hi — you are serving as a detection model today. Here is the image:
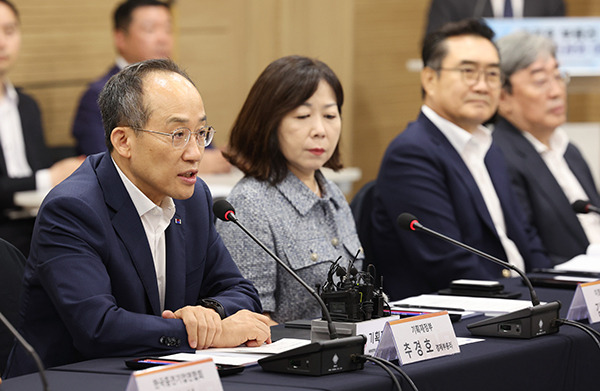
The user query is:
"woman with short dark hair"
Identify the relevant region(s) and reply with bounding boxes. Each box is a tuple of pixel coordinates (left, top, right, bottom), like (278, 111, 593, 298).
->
(216, 55, 363, 324)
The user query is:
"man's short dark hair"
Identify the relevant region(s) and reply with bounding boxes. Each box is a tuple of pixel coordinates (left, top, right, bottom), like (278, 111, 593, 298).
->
(422, 18, 496, 71)
(0, 0, 19, 22)
(223, 55, 344, 185)
(113, 0, 171, 31)
(98, 58, 195, 152)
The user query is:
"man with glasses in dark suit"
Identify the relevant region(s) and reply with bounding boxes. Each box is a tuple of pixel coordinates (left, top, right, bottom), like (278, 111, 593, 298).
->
(4, 59, 270, 378)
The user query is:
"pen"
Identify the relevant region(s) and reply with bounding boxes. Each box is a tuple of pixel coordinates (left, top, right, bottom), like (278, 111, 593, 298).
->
(393, 304, 465, 312)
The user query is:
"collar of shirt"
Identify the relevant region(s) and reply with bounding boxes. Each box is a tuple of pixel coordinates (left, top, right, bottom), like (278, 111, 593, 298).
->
(111, 157, 176, 222)
(421, 105, 492, 160)
(0, 79, 19, 105)
(521, 127, 569, 157)
(115, 56, 130, 70)
(276, 170, 340, 216)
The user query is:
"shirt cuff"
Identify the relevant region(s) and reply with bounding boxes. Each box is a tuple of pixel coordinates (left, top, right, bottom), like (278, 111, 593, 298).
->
(35, 169, 52, 192)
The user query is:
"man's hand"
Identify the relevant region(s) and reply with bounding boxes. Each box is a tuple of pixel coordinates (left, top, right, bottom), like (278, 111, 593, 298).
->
(162, 306, 223, 349)
(49, 156, 85, 186)
(212, 310, 272, 348)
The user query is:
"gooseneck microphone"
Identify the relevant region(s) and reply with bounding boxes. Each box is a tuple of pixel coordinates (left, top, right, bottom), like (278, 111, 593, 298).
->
(397, 213, 561, 339)
(397, 213, 541, 306)
(213, 199, 338, 339)
(572, 200, 600, 215)
(0, 311, 49, 390)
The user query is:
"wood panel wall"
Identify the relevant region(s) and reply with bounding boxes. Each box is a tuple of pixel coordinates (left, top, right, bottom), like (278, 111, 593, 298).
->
(7, 0, 599, 196)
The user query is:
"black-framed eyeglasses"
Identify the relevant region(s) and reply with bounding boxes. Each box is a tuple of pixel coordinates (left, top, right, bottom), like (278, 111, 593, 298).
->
(130, 126, 215, 148)
(435, 65, 503, 88)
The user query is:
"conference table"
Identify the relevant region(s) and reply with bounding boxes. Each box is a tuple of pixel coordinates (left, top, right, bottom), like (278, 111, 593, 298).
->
(1, 278, 598, 391)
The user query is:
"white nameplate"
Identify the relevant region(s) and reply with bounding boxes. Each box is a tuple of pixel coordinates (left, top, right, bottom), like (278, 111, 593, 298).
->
(310, 316, 399, 356)
(125, 357, 223, 391)
(567, 279, 600, 323)
(354, 316, 399, 355)
(375, 311, 460, 365)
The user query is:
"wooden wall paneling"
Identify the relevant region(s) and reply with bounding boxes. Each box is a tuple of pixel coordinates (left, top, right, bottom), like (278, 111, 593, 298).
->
(10, 0, 121, 147)
(177, 0, 250, 147)
(351, 1, 429, 194)
(178, 0, 355, 164)
(278, 0, 355, 168)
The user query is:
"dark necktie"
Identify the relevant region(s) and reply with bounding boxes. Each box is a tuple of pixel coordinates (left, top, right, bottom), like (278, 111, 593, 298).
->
(504, 0, 514, 17)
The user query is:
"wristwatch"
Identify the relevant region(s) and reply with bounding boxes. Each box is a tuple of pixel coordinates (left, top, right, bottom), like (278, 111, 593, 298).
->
(198, 298, 226, 319)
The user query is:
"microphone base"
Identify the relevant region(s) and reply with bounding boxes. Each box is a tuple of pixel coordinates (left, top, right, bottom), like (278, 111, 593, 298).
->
(467, 301, 561, 339)
(258, 335, 366, 376)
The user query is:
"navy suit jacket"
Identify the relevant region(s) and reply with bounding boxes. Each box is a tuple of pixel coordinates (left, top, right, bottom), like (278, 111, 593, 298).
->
(493, 117, 600, 265)
(0, 89, 52, 213)
(4, 152, 261, 377)
(425, 0, 565, 35)
(370, 112, 551, 300)
(71, 65, 120, 155)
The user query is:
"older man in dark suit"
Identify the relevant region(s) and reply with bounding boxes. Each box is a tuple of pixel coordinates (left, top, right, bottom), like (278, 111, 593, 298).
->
(493, 31, 600, 265)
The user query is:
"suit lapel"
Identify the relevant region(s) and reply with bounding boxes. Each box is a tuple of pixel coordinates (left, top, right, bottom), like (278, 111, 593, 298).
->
(95, 154, 162, 315)
(422, 116, 498, 235)
(500, 121, 581, 232)
(565, 147, 600, 206)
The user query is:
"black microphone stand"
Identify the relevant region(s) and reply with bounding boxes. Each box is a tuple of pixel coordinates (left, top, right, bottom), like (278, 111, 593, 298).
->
(398, 213, 561, 339)
(213, 200, 366, 376)
(0, 311, 49, 390)
(225, 212, 338, 339)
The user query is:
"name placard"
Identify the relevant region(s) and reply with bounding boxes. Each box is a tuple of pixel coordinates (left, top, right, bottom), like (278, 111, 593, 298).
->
(374, 311, 460, 365)
(567, 280, 600, 323)
(125, 357, 223, 391)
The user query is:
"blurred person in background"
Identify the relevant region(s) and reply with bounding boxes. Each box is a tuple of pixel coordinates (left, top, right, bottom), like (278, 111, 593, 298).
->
(71, 0, 230, 173)
(0, 0, 83, 256)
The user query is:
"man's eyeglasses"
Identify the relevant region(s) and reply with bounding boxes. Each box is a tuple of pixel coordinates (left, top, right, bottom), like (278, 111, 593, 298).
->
(435, 65, 503, 88)
(130, 126, 215, 148)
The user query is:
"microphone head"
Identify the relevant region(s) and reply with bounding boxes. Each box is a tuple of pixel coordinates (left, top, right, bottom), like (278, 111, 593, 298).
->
(213, 199, 236, 221)
(572, 200, 590, 214)
(397, 213, 420, 231)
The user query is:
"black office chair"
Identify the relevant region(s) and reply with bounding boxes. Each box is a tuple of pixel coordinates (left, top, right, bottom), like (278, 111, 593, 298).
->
(349, 180, 375, 267)
(0, 238, 26, 376)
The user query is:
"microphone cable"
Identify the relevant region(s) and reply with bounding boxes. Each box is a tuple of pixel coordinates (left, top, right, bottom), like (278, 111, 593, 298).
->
(553, 318, 600, 350)
(351, 354, 419, 391)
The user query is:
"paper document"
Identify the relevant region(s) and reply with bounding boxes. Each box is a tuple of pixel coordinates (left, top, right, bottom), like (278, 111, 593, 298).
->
(554, 244, 600, 273)
(161, 338, 311, 366)
(391, 294, 537, 316)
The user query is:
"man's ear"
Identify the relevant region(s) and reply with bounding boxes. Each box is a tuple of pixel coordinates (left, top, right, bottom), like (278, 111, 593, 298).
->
(110, 127, 133, 159)
(114, 29, 126, 55)
(421, 67, 438, 99)
(498, 88, 513, 116)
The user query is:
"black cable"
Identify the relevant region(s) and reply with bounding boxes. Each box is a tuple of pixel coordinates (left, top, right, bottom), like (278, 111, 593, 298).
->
(352, 354, 402, 391)
(555, 318, 600, 350)
(367, 355, 419, 391)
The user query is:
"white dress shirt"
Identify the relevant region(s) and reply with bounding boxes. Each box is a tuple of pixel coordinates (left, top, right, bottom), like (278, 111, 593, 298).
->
(0, 80, 52, 192)
(522, 128, 600, 244)
(113, 158, 176, 312)
(490, 0, 524, 18)
(422, 105, 525, 273)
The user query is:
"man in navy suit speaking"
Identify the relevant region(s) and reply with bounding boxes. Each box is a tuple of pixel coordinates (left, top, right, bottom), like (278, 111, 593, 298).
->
(4, 59, 270, 377)
(370, 19, 551, 300)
